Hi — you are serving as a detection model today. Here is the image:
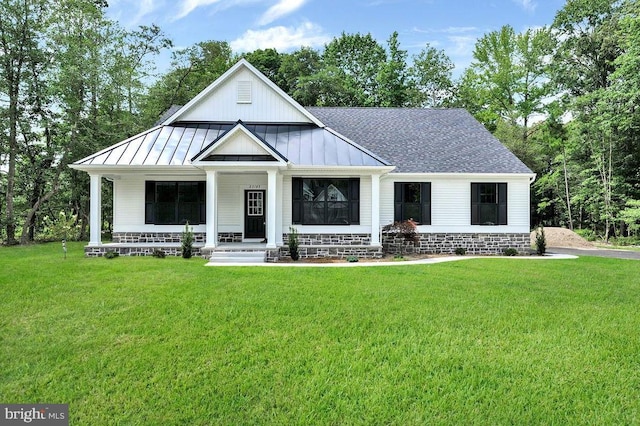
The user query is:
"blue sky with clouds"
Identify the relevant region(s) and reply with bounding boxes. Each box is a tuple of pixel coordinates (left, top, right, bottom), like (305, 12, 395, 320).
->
(106, 0, 566, 77)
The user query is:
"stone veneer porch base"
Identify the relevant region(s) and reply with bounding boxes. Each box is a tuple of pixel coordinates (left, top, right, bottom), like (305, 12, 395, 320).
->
(85, 232, 531, 259)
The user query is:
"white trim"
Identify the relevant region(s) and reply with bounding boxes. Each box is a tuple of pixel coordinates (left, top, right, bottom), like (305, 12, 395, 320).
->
(371, 174, 381, 246)
(205, 170, 218, 248)
(89, 174, 102, 245)
(161, 59, 325, 127)
(276, 172, 284, 245)
(266, 170, 277, 248)
(382, 172, 536, 180)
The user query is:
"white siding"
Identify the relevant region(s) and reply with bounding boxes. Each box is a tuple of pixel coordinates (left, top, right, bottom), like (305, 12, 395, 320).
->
(217, 174, 267, 232)
(112, 176, 207, 233)
(380, 174, 531, 233)
(178, 68, 311, 123)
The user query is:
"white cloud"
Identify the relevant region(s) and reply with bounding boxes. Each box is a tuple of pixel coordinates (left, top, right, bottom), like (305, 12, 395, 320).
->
(257, 0, 307, 26)
(513, 0, 536, 12)
(447, 35, 478, 57)
(131, 0, 159, 26)
(174, 0, 225, 21)
(230, 22, 331, 52)
(412, 26, 478, 35)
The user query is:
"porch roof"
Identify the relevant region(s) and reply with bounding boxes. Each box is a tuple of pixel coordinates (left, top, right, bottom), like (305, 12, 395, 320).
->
(73, 122, 390, 168)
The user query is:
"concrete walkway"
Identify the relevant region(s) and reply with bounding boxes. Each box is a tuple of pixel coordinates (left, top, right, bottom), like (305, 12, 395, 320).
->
(548, 247, 640, 260)
(205, 253, 577, 267)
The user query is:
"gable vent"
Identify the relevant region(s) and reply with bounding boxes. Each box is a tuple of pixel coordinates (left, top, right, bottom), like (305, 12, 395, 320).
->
(237, 80, 252, 104)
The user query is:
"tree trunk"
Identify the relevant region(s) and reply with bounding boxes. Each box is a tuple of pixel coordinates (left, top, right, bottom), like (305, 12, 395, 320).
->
(5, 88, 19, 245)
(562, 146, 573, 230)
(19, 177, 61, 244)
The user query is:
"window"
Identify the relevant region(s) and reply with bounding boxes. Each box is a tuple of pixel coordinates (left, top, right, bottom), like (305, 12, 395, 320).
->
(292, 178, 359, 225)
(471, 183, 507, 225)
(145, 181, 206, 225)
(394, 182, 431, 224)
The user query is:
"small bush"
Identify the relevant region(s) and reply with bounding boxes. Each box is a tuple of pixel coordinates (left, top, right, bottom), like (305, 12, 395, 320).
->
(152, 249, 166, 258)
(535, 226, 547, 255)
(36, 211, 82, 242)
(104, 251, 119, 259)
(503, 248, 518, 256)
(182, 222, 194, 259)
(288, 227, 299, 261)
(455, 247, 466, 256)
(574, 228, 597, 241)
(346, 255, 358, 263)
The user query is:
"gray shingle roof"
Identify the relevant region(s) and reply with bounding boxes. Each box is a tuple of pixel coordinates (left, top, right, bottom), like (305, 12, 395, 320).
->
(307, 107, 533, 174)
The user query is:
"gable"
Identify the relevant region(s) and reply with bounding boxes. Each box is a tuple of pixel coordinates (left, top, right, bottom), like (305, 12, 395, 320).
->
(167, 60, 320, 125)
(191, 122, 287, 165)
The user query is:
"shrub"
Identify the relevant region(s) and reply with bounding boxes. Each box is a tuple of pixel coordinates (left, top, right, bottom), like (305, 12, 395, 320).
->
(503, 248, 518, 256)
(152, 249, 166, 258)
(288, 226, 299, 261)
(574, 228, 597, 241)
(346, 255, 358, 263)
(535, 226, 547, 255)
(608, 236, 640, 247)
(104, 251, 119, 259)
(454, 247, 466, 256)
(382, 220, 418, 255)
(182, 222, 194, 259)
(36, 211, 82, 242)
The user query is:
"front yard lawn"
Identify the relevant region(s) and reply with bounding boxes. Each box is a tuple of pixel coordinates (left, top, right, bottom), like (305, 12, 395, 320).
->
(1, 243, 639, 424)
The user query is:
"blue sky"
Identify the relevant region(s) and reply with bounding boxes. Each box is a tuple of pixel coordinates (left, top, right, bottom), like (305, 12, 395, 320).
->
(106, 0, 566, 77)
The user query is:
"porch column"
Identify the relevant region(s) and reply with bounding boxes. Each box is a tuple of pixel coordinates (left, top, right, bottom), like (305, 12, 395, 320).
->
(205, 170, 218, 248)
(276, 172, 284, 246)
(371, 174, 381, 246)
(89, 173, 102, 245)
(266, 169, 277, 248)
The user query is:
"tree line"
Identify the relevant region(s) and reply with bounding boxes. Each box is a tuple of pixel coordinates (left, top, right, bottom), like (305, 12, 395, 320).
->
(1, 0, 639, 245)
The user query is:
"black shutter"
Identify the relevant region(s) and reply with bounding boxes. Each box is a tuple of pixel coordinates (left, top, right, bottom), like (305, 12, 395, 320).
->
(292, 178, 302, 224)
(421, 183, 431, 225)
(471, 183, 479, 225)
(349, 178, 360, 224)
(394, 182, 402, 222)
(145, 181, 155, 224)
(498, 183, 507, 225)
(198, 181, 206, 224)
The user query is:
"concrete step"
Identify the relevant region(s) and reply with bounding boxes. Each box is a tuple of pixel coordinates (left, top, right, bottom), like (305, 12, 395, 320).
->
(209, 250, 266, 264)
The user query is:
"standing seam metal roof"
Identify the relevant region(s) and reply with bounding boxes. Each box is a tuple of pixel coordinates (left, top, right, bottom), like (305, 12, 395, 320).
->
(73, 122, 389, 168)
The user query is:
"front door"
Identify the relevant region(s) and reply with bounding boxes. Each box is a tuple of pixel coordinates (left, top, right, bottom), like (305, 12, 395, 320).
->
(244, 190, 266, 239)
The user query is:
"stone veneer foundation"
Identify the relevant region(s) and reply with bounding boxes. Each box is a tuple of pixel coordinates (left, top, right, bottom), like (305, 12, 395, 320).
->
(85, 232, 530, 259)
(111, 232, 206, 244)
(278, 233, 382, 261)
(382, 232, 531, 255)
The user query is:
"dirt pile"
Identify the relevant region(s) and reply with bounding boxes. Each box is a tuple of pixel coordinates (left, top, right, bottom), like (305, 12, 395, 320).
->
(530, 227, 594, 249)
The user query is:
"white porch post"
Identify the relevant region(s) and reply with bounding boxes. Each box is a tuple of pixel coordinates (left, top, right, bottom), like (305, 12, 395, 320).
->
(276, 172, 284, 246)
(205, 170, 218, 248)
(266, 169, 277, 248)
(371, 174, 381, 246)
(89, 173, 102, 245)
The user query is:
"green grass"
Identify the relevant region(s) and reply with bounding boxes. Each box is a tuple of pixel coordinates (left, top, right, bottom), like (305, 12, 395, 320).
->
(1, 243, 639, 425)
